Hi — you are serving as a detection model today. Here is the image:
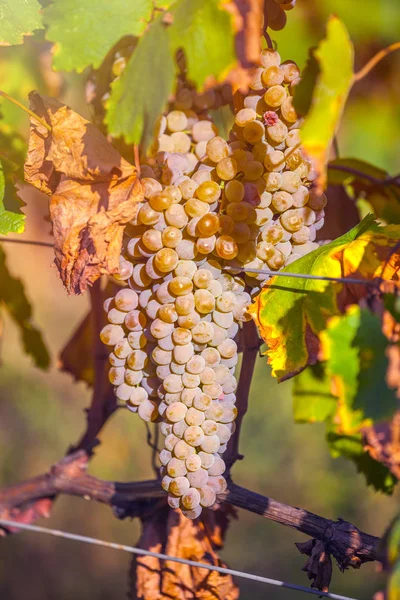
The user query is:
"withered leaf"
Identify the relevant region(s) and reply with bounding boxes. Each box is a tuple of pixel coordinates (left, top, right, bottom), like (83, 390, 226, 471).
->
(363, 412, 400, 480)
(130, 506, 239, 600)
(24, 91, 143, 295)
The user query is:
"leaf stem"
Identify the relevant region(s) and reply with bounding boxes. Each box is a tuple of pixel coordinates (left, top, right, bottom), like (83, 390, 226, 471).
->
(353, 42, 400, 82)
(0, 90, 52, 132)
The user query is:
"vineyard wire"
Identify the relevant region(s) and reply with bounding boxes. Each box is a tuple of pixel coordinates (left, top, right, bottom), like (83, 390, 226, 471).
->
(0, 519, 359, 600)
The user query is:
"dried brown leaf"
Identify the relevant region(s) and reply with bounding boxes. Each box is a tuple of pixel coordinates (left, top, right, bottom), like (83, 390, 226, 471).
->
(130, 506, 239, 600)
(24, 91, 143, 295)
(296, 539, 333, 592)
(363, 412, 400, 480)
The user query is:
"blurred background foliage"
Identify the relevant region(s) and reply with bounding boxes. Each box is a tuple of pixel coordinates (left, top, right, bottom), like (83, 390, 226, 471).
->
(0, 1, 399, 599)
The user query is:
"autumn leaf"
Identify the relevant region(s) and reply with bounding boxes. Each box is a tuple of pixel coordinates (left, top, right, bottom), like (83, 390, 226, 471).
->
(362, 413, 400, 482)
(299, 16, 354, 193)
(248, 216, 400, 381)
(130, 506, 238, 600)
(24, 92, 143, 295)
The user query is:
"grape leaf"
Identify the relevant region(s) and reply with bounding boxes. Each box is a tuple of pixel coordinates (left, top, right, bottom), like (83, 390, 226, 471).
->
(248, 216, 400, 381)
(293, 363, 337, 424)
(0, 246, 49, 369)
(106, 0, 237, 148)
(44, 0, 153, 72)
(168, 0, 236, 87)
(300, 16, 354, 193)
(0, 0, 43, 46)
(321, 306, 397, 422)
(0, 161, 25, 235)
(24, 92, 143, 295)
(327, 430, 397, 493)
(105, 18, 175, 150)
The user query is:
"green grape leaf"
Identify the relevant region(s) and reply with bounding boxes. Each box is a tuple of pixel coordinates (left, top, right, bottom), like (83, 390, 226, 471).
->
(327, 430, 397, 493)
(321, 306, 397, 422)
(0, 161, 25, 235)
(328, 158, 400, 224)
(248, 215, 400, 381)
(293, 363, 337, 423)
(0, 0, 43, 46)
(0, 246, 50, 369)
(300, 16, 354, 193)
(106, 0, 236, 148)
(44, 0, 153, 72)
(168, 0, 236, 87)
(105, 18, 175, 149)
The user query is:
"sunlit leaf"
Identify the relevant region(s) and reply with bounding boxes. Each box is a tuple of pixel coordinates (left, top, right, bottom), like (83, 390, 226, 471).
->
(24, 92, 143, 295)
(300, 16, 354, 193)
(0, 161, 25, 235)
(168, 0, 236, 87)
(44, 0, 153, 72)
(0, 246, 49, 369)
(248, 216, 400, 381)
(321, 306, 397, 422)
(0, 0, 43, 46)
(106, 0, 236, 148)
(105, 18, 175, 149)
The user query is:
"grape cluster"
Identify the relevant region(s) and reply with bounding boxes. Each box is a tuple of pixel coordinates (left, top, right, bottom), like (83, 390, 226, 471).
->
(100, 48, 326, 519)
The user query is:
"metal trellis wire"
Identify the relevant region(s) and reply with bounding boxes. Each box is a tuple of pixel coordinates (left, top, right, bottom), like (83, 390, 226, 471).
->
(0, 519, 360, 600)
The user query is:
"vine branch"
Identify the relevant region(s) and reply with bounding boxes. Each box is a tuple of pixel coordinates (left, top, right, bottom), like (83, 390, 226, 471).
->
(0, 450, 379, 572)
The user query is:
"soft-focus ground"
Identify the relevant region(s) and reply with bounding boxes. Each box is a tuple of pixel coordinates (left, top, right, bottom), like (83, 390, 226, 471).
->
(1, 1, 399, 598)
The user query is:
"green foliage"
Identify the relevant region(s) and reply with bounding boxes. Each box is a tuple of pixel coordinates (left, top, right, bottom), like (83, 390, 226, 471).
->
(105, 17, 175, 149)
(0, 0, 43, 46)
(0, 247, 49, 369)
(294, 362, 397, 494)
(167, 0, 235, 87)
(322, 306, 397, 422)
(106, 0, 235, 147)
(327, 430, 397, 493)
(299, 16, 354, 189)
(0, 161, 25, 235)
(44, 0, 153, 73)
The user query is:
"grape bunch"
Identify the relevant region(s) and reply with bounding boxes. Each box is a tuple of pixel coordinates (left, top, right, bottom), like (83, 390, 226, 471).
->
(100, 48, 326, 519)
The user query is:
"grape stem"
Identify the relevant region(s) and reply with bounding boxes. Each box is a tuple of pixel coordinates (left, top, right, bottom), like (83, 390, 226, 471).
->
(353, 41, 400, 82)
(262, 0, 274, 49)
(0, 90, 52, 132)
